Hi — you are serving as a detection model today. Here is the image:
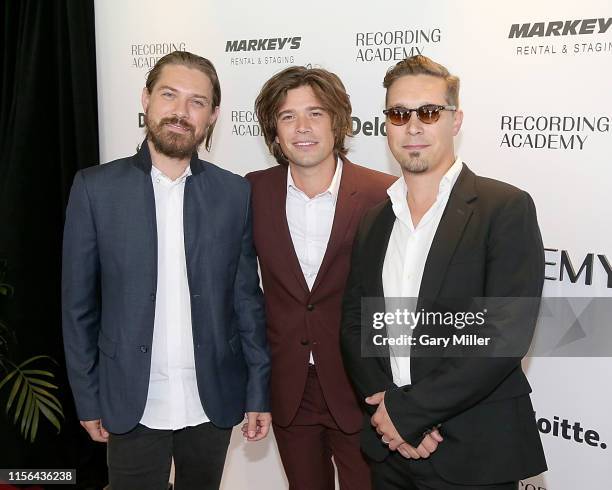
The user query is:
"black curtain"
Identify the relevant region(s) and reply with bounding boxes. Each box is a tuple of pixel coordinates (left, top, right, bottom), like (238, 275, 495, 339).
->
(0, 1, 106, 488)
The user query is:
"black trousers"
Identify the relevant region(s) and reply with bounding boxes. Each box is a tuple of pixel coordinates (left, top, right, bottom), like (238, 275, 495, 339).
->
(107, 422, 232, 490)
(371, 452, 517, 490)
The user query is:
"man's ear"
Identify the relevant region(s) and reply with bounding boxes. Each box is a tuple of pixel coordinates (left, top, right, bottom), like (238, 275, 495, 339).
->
(141, 87, 150, 113)
(209, 105, 220, 126)
(452, 108, 463, 136)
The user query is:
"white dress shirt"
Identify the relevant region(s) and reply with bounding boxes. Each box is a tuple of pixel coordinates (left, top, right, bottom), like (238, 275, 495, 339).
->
(382, 158, 463, 387)
(140, 165, 209, 430)
(286, 159, 343, 364)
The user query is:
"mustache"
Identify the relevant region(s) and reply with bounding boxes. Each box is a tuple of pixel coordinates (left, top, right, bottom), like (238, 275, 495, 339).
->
(159, 116, 194, 132)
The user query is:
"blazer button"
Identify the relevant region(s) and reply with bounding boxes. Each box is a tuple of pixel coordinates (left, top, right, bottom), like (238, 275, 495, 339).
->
(140, 345, 148, 353)
(300, 339, 309, 346)
(307, 304, 314, 311)
(150, 293, 156, 302)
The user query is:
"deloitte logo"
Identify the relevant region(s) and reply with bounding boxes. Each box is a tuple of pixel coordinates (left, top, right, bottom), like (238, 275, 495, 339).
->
(536, 413, 607, 449)
(352, 116, 386, 136)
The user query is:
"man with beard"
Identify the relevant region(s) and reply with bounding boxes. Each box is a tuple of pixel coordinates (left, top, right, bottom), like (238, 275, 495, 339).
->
(341, 55, 547, 488)
(62, 51, 271, 490)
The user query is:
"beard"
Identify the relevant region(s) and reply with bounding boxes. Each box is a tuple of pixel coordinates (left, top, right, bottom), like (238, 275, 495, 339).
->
(145, 113, 205, 159)
(398, 151, 429, 174)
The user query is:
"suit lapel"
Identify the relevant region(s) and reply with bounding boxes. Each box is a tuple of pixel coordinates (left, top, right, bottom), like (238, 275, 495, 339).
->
(418, 164, 477, 304)
(364, 201, 395, 378)
(310, 159, 359, 295)
(182, 154, 223, 308)
(133, 141, 158, 292)
(364, 201, 395, 299)
(267, 166, 310, 294)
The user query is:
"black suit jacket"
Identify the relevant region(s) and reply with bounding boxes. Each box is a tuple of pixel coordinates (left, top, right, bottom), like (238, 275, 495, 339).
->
(62, 141, 270, 433)
(340, 163, 547, 485)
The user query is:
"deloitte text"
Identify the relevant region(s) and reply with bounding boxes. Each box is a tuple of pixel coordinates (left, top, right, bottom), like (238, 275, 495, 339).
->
(536, 413, 607, 449)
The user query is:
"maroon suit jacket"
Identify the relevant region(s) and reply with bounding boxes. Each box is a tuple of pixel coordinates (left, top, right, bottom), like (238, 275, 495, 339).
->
(246, 157, 396, 433)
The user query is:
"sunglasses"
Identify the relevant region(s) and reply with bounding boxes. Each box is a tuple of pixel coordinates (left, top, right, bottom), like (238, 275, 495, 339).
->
(383, 104, 457, 125)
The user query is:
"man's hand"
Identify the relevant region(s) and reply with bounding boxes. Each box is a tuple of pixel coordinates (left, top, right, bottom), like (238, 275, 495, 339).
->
(366, 392, 443, 458)
(80, 419, 109, 443)
(366, 391, 405, 450)
(397, 430, 444, 459)
(241, 412, 272, 442)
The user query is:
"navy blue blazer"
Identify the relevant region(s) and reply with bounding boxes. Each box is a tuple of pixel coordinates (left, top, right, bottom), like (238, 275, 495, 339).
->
(62, 141, 270, 434)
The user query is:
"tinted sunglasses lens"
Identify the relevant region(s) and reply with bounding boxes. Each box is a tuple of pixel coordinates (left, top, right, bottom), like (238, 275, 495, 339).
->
(388, 109, 407, 125)
(417, 106, 441, 124)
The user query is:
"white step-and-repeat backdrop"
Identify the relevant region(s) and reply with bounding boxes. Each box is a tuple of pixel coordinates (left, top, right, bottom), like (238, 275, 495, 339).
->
(94, 1, 611, 488)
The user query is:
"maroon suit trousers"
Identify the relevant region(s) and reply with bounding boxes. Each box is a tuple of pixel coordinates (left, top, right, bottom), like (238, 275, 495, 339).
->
(273, 365, 371, 490)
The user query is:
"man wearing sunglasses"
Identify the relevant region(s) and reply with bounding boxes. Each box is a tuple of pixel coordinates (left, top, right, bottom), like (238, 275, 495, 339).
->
(341, 55, 547, 489)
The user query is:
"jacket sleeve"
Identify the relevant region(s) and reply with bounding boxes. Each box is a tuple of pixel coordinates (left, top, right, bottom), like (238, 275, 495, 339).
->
(384, 190, 544, 446)
(340, 217, 396, 413)
(61, 171, 102, 421)
(233, 184, 270, 412)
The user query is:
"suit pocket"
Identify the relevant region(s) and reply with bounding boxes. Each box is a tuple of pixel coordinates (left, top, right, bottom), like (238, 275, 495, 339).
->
(97, 331, 117, 359)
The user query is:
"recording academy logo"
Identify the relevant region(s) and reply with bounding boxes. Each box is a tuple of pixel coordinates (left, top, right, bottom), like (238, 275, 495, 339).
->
(354, 28, 441, 62)
(230, 109, 261, 136)
(499, 114, 611, 150)
(545, 248, 611, 289)
(519, 482, 546, 490)
(225, 36, 301, 67)
(508, 17, 611, 56)
(131, 42, 186, 69)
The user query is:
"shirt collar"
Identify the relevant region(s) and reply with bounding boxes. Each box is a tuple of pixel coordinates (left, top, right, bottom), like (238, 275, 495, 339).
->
(151, 164, 192, 184)
(387, 156, 463, 217)
(286, 157, 343, 201)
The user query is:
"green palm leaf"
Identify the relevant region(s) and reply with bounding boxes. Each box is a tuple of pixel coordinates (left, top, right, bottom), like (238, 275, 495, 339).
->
(29, 405, 40, 443)
(13, 382, 28, 424)
(36, 392, 63, 415)
(6, 374, 22, 412)
(0, 368, 18, 390)
(1, 355, 64, 442)
(31, 386, 63, 410)
(29, 378, 58, 389)
(21, 369, 55, 377)
(37, 401, 61, 433)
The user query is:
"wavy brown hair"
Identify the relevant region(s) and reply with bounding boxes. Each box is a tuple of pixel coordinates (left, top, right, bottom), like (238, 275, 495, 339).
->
(255, 66, 352, 166)
(383, 55, 460, 107)
(145, 51, 221, 151)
